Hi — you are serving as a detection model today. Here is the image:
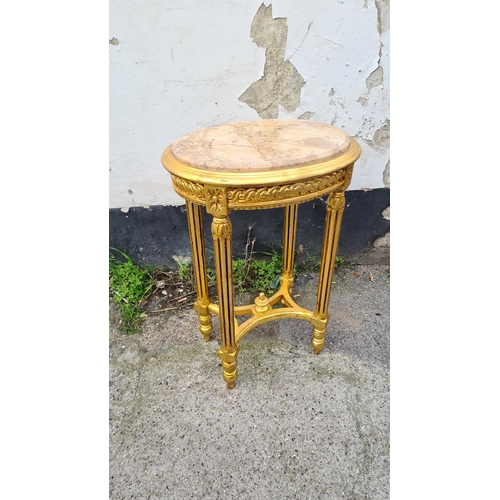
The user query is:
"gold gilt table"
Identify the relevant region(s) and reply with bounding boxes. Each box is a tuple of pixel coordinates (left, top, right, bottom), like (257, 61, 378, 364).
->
(161, 119, 361, 388)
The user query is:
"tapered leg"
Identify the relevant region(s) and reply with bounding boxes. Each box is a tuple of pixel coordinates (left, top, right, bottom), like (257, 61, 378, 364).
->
(211, 215, 238, 389)
(185, 200, 212, 341)
(311, 192, 345, 354)
(281, 204, 298, 291)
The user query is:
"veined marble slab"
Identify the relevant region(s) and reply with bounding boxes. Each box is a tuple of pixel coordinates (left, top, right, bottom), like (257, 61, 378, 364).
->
(171, 119, 351, 172)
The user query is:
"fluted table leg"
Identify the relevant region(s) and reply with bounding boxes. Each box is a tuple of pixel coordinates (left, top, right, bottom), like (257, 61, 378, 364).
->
(311, 191, 345, 354)
(280, 204, 298, 292)
(211, 214, 238, 388)
(185, 200, 212, 341)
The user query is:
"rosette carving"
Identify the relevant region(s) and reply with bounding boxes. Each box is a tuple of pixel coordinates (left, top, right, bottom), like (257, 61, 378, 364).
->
(205, 186, 228, 216)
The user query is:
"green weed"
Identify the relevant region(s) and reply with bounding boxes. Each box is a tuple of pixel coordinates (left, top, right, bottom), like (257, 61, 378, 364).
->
(174, 258, 193, 284)
(109, 244, 349, 334)
(246, 250, 286, 293)
(109, 248, 155, 332)
(206, 267, 216, 283)
(296, 248, 321, 272)
(205, 250, 285, 295)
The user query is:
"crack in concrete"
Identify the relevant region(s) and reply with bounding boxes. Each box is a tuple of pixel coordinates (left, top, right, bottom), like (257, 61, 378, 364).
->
(285, 21, 313, 63)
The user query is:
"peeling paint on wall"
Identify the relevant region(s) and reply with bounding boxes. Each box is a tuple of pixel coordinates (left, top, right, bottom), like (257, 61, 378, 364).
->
(109, 0, 389, 207)
(367, 119, 390, 153)
(239, 3, 305, 119)
(374, 231, 390, 248)
(383, 160, 390, 188)
(298, 111, 315, 120)
(366, 66, 384, 90)
(375, 0, 390, 34)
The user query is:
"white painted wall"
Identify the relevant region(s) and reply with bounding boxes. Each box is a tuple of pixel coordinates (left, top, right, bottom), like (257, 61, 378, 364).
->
(109, 0, 390, 209)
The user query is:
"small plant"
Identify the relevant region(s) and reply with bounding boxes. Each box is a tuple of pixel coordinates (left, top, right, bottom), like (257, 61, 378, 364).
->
(232, 259, 247, 292)
(109, 249, 155, 332)
(109, 242, 351, 334)
(296, 247, 321, 272)
(206, 267, 216, 284)
(247, 250, 286, 293)
(174, 258, 193, 283)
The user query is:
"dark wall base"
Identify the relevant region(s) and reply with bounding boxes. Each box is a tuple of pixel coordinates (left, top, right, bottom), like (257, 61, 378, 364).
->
(109, 189, 390, 269)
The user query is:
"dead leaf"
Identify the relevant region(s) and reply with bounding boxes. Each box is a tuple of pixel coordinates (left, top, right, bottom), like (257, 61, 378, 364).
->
(353, 272, 360, 277)
(369, 275, 375, 281)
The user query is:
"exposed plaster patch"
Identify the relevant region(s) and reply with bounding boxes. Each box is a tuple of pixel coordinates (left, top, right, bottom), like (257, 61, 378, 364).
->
(109, 37, 119, 45)
(366, 119, 390, 153)
(329, 88, 335, 97)
(298, 111, 315, 120)
(382, 206, 390, 220)
(357, 97, 368, 107)
(366, 66, 384, 90)
(239, 3, 305, 119)
(383, 160, 390, 187)
(120, 207, 129, 213)
(127, 189, 133, 194)
(375, 0, 390, 34)
(374, 232, 390, 248)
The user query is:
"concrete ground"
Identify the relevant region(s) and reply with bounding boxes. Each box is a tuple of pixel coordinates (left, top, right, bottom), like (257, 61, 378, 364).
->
(109, 257, 390, 499)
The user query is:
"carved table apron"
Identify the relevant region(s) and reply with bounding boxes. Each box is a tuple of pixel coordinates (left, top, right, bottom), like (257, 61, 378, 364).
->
(161, 119, 361, 388)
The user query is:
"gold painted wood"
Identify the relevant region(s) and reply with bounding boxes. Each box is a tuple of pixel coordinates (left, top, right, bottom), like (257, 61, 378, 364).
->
(311, 191, 346, 354)
(210, 212, 238, 389)
(185, 201, 212, 341)
(161, 119, 361, 388)
(281, 204, 298, 289)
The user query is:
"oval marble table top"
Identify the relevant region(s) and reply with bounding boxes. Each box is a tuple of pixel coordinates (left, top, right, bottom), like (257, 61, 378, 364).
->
(171, 119, 351, 172)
